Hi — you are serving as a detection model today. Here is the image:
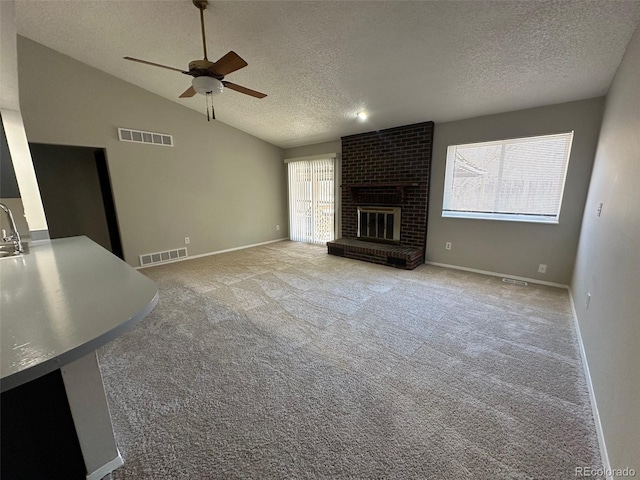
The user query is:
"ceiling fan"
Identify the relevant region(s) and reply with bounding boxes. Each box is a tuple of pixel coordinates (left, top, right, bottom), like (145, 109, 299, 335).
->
(124, 0, 266, 121)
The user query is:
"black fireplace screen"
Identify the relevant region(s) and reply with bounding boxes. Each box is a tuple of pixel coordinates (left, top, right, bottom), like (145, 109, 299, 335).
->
(357, 206, 401, 243)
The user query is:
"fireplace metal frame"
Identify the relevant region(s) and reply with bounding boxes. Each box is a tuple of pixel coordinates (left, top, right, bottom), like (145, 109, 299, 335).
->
(357, 206, 401, 244)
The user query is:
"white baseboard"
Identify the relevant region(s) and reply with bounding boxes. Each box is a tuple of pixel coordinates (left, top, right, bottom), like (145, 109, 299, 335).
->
(136, 238, 289, 270)
(424, 261, 569, 289)
(568, 290, 612, 480)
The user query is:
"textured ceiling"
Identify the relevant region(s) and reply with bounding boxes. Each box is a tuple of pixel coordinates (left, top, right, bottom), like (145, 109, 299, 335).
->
(14, 0, 640, 149)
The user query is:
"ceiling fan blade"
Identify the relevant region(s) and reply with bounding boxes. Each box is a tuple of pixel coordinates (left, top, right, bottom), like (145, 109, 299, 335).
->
(179, 86, 197, 98)
(223, 82, 267, 99)
(124, 57, 186, 73)
(224, 82, 267, 99)
(211, 51, 248, 76)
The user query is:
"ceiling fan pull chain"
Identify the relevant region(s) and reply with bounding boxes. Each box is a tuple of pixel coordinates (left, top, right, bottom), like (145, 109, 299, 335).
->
(204, 91, 215, 121)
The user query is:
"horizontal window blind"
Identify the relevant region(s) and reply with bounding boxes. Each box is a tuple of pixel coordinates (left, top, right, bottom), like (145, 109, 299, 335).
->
(443, 132, 573, 223)
(288, 157, 335, 244)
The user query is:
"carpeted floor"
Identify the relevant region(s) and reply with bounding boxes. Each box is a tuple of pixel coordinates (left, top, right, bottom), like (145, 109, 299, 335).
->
(100, 240, 603, 479)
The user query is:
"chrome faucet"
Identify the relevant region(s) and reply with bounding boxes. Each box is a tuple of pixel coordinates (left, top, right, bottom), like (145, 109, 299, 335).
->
(0, 203, 24, 254)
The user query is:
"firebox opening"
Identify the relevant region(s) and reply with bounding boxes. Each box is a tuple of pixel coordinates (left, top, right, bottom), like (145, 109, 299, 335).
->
(357, 206, 401, 244)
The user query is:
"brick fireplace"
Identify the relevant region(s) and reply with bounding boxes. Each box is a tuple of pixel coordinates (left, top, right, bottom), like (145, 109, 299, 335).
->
(327, 121, 433, 269)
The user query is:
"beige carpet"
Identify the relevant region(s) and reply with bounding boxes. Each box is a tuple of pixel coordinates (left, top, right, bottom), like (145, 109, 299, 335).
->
(100, 240, 603, 479)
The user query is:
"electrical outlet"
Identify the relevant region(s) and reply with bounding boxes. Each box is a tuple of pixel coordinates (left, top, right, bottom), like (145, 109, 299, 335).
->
(445, 242, 452, 250)
(538, 264, 547, 274)
(586, 293, 592, 309)
(184, 237, 190, 245)
(276, 225, 280, 231)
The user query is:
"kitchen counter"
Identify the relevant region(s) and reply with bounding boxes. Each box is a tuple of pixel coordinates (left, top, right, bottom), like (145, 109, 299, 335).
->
(1, 235, 158, 392)
(0, 235, 158, 480)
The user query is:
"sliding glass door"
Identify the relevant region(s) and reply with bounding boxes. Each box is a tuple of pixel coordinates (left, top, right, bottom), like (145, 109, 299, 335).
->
(288, 156, 336, 244)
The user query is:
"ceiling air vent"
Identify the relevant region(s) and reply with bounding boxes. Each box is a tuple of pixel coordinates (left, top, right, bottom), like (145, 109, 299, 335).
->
(139, 247, 187, 267)
(118, 128, 173, 147)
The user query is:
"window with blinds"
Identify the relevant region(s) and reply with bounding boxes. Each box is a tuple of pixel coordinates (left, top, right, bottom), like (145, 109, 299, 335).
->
(442, 132, 574, 223)
(287, 156, 336, 244)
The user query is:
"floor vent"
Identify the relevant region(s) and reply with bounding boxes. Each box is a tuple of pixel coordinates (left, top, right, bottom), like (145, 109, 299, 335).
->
(502, 277, 528, 286)
(118, 127, 173, 147)
(139, 247, 187, 267)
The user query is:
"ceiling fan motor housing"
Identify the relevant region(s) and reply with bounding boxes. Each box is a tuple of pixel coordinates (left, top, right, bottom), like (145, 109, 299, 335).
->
(188, 59, 222, 78)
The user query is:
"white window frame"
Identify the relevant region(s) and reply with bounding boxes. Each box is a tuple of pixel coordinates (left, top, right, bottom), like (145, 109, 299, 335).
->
(442, 132, 574, 224)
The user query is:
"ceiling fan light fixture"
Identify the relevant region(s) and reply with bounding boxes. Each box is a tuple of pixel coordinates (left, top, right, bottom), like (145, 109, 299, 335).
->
(192, 76, 223, 95)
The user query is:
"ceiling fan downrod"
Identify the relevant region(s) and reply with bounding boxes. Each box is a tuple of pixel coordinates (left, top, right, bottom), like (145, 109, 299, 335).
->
(194, 0, 209, 60)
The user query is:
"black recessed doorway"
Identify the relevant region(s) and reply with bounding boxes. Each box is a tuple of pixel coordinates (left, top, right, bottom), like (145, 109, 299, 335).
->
(30, 143, 123, 260)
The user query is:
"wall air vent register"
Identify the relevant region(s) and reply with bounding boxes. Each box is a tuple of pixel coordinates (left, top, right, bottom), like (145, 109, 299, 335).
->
(118, 128, 173, 147)
(139, 247, 187, 267)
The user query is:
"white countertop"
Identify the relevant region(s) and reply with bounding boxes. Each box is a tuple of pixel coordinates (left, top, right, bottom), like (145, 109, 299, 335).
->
(0, 236, 158, 392)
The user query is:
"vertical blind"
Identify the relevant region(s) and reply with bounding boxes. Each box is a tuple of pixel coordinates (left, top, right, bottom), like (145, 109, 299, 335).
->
(442, 132, 573, 222)
(288, 157, 335, 244)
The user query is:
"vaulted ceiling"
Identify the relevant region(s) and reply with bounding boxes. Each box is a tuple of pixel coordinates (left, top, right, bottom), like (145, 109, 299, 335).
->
(15, 0, 640, 148)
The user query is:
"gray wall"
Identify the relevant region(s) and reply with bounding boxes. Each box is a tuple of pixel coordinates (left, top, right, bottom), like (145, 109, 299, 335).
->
(426, 98, 605, 285)
(572, 26, 640, 474)
(17, 37, 287, 266)
(283, 140, 341, 160)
